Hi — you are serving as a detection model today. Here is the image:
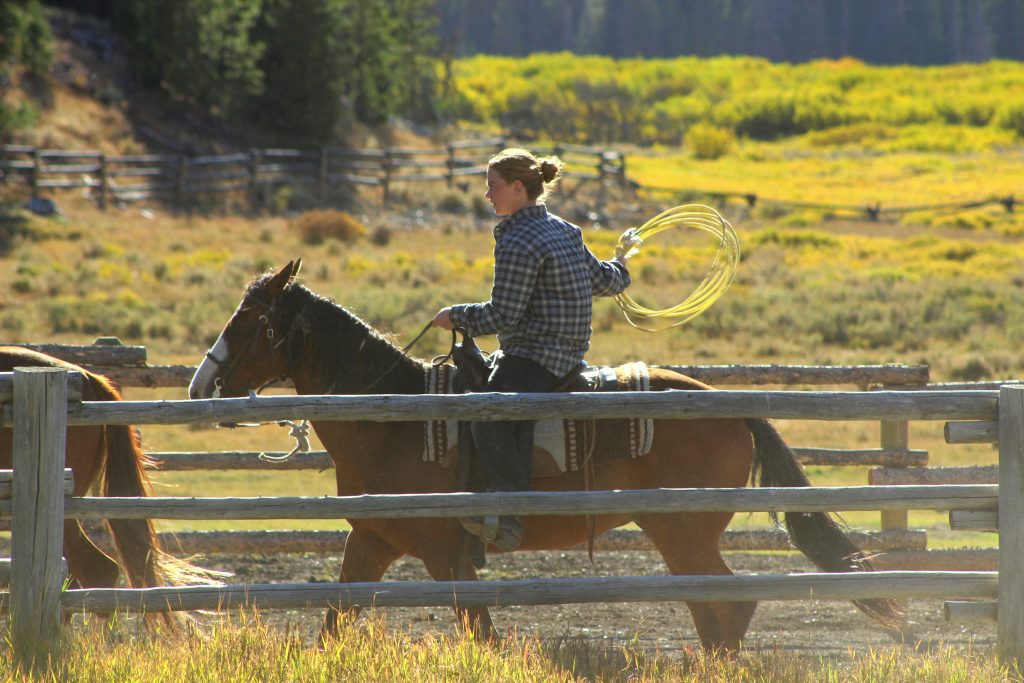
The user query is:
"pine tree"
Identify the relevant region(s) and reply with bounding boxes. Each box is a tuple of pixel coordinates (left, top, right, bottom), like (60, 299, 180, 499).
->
(252, 0, 346, 144)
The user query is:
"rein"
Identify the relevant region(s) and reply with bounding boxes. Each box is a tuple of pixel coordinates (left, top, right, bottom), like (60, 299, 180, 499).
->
(360, 320, 435, 393)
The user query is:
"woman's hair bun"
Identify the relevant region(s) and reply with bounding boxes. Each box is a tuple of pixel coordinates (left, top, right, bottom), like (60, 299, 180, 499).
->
(538, 158, 562, 184)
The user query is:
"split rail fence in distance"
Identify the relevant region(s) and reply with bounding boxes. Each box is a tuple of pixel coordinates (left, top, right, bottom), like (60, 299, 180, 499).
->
(0, 140, 628, 207)
(2, 368, 1022, 667)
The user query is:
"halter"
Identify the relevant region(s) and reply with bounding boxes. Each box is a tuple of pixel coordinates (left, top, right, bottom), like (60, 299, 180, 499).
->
(203, 292, 293, 399)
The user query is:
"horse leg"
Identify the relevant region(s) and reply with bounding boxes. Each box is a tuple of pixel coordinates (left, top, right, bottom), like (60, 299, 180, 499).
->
(638, 512, 757, 653)
(62, 520, 120, 623)
(321, 527, 403, 641)
(419, 543, 496, 641)
(63, 520, 119, 589)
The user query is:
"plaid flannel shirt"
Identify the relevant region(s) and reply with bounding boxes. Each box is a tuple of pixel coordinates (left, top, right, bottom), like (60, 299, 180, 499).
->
(448, 204, 630, 377)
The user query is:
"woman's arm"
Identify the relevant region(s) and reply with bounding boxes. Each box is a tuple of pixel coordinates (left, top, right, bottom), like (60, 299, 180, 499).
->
(587, 245, 631, 296)
(447, 240, 541, 337)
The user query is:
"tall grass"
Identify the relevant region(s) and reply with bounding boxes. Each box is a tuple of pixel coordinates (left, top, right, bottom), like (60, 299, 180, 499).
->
(2, 612, 1015, 682)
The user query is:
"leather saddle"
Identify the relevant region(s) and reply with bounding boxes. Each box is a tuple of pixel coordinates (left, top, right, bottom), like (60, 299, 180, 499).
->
(448, 328, 610, 394)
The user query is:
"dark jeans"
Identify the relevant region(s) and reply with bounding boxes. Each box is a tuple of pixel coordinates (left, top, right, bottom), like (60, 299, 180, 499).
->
(471, 354, 559, 492)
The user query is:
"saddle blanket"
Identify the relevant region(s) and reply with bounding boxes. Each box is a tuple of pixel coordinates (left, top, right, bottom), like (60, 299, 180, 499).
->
(423, 361, 654, 474)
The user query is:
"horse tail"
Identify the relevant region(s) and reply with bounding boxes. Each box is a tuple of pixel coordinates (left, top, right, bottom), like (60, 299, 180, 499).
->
(745, 418, 905, 632)
(90, 374, 225, 591)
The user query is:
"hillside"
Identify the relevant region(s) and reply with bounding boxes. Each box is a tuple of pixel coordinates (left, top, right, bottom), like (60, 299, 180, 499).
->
(2, 9, 435, 156)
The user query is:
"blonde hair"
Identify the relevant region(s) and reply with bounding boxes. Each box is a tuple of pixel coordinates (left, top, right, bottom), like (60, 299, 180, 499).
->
(488, 147, 563, 202)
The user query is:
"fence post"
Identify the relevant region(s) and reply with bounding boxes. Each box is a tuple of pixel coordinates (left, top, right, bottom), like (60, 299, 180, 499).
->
(249, 149, 262, 205)
(97, 154, 107, 210)
(30, 149, 41, 199)
(879, 420, 909, 532)
(999, 385, 1024, 666)
(175, 155, 188, 207)
(11, 367, 68, 671)
(446, 144, 456, 189)
(382, 149, 392, 205)
(319, 147, 329, 200)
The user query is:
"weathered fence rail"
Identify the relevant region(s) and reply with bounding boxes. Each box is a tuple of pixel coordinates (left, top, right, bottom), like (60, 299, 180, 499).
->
(2, 368, 1022, 667)
(37, 389, 993, 426)
(0, 139, 627, 207)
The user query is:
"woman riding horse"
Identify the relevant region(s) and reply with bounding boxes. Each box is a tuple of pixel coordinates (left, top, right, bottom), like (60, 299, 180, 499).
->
(188, 260, 903, 652)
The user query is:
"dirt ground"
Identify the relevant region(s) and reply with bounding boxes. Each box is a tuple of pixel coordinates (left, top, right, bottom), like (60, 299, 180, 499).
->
(198, 548, 996, 661)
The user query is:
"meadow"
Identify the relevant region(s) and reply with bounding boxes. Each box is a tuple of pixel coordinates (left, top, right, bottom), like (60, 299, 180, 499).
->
(3, 53, 1024, 677)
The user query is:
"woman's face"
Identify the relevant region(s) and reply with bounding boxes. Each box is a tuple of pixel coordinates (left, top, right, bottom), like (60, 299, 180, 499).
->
(485, 167, 526, 216)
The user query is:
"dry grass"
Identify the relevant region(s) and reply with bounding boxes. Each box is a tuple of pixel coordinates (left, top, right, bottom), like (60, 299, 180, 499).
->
(2, 611, 1014, 682)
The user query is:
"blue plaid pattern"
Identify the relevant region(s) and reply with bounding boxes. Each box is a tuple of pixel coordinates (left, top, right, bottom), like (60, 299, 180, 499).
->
(448, 205, 631, 377)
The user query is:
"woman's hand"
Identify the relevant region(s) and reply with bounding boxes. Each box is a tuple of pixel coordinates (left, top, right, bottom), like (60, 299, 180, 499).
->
(431, 307, 454, 330)
(614, 228, 642, 266)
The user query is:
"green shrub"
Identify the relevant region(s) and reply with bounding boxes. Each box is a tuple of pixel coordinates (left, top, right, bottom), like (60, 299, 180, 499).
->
(684, 123, 734, 159)
(718, 93, 799, 139)
(950, 357, 992, 381)
(369, 226, 393, 246)
(471, 194, 493, 219)
(291, 209, 367, 245)
(437, 191, 467, 213)
(996, 101, 1024, 137)
(750, 228, 840, 249)
(804, 123, 895, 147)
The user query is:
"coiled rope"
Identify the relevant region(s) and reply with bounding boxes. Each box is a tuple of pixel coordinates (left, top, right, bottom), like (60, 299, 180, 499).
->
(613, 204, 740, 332)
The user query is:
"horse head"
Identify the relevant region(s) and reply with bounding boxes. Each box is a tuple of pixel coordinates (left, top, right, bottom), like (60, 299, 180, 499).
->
(188, 259, 302, 400)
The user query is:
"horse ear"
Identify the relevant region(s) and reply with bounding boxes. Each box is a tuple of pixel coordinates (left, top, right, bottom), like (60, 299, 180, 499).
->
(291, 258, 302, 280)
(266, 261, 296, 295)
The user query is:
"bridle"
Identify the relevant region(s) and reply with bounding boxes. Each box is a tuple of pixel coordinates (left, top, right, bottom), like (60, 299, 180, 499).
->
(203, 292, 293, 399)
(204, 287, 437, 398)
(202, 289, 311, 452)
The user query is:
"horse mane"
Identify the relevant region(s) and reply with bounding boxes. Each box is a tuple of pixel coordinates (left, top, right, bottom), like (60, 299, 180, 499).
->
(252, 278, 427, 395)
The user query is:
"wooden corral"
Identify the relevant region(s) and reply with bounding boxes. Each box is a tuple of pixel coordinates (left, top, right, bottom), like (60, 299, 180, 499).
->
(5, 340, 998, 571)
(3, 367, 1022, 667)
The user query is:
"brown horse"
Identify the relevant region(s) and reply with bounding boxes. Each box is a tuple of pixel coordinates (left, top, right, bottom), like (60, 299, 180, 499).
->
(188, 260, 902, 651)
(0, 347, 219, 602)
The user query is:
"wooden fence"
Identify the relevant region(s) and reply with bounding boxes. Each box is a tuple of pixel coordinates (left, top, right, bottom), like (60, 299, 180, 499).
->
(4, 341, 953, 564)
(2, 367, 1020, 668)
(0, 139, 627, 207)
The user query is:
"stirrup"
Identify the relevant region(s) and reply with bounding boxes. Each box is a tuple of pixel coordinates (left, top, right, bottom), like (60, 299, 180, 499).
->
(480, 515, 499, 546)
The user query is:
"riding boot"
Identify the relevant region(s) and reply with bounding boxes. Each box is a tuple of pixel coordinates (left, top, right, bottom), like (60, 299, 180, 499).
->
(464, 419, 529, 551)
(461, 354, 557, 552)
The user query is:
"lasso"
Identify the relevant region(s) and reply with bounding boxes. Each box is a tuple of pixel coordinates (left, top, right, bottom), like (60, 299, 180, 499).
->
(613, 204, 740, 332)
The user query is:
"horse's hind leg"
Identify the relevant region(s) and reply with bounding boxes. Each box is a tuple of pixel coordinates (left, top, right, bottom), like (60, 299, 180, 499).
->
(64, 520, 119, 589)
(638, 512, 756, 652)
(420, 542, 496, 641)
(63, 520, 120, 623)
(321, 527, 403, 641)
